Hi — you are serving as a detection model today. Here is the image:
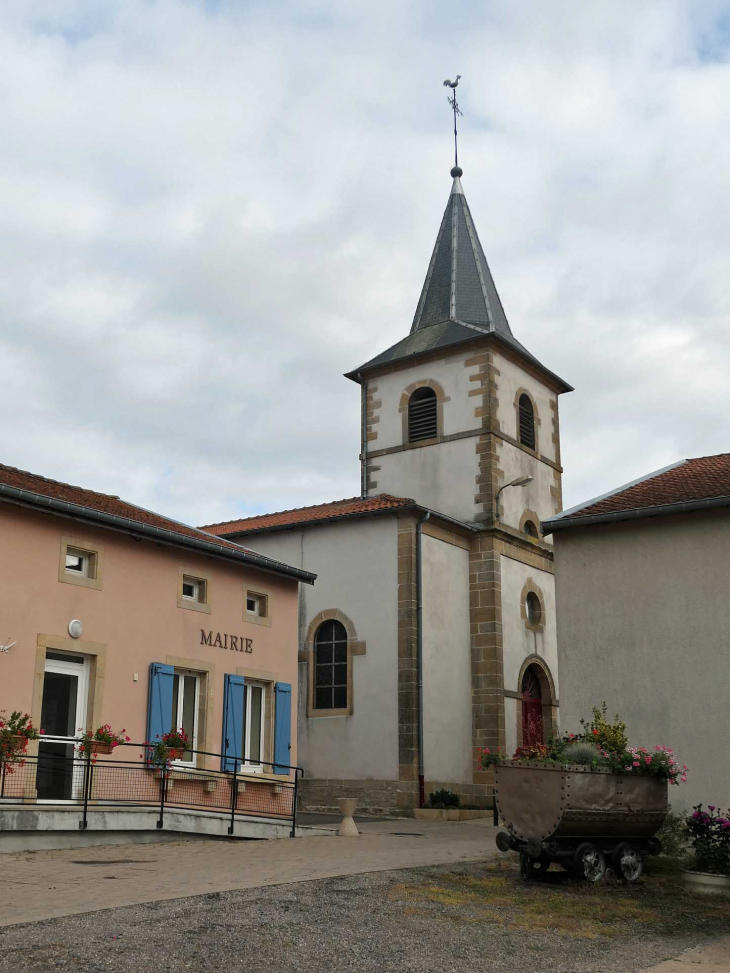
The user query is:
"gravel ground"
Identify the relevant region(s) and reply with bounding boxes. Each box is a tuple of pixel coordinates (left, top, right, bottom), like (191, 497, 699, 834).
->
(0, 859, 726, 973)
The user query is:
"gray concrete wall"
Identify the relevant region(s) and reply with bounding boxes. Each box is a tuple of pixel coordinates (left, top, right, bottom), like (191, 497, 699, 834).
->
(421, 534, 472, 786)
(554, 508, 730, 809)
(243, 518, 399, 783)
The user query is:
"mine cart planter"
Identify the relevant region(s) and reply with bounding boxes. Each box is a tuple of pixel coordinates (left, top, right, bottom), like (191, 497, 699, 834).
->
(494, 761, 668, 883)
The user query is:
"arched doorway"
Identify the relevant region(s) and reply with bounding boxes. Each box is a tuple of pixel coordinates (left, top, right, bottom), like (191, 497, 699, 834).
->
(521, 665, 544, 746)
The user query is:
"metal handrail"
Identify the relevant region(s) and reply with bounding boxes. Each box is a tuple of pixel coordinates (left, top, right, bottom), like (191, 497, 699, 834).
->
(0, 741, 304, 838)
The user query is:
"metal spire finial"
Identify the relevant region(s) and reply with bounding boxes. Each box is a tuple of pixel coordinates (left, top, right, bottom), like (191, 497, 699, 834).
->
(442, 74, 463, 176)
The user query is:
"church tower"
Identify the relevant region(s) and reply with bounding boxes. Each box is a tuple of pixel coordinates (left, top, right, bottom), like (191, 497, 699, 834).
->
(346, 165, 572, 532)
(346, 164, 572, 766)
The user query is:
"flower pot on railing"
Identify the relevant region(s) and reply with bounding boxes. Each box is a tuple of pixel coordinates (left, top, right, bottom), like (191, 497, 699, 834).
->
(166, 748, 185, 761)
(89, 740, 114, 755)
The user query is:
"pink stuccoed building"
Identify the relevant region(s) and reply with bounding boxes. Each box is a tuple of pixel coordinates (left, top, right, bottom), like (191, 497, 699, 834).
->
(0, 462, 315, 841)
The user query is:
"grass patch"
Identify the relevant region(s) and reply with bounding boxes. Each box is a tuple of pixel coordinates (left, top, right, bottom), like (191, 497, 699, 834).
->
(389, 861, 730, 942)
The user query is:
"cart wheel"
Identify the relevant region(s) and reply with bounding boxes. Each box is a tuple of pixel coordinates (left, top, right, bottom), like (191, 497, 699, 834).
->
(520, 848, 551, 881)
(573, 843, 607, 883)
(614, 843, 643, 882)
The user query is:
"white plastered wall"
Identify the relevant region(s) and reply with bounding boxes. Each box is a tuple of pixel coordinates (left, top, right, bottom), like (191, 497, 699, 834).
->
(421, 534, 472, 785)
(374, 437, 477, 523)
(239, 518, 399, 782)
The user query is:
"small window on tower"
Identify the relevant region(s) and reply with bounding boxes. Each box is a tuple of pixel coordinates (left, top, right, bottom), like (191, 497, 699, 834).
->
(408, 387, 438, 442)
(523, 520, 538, 538)
(518, 394, 536, 450)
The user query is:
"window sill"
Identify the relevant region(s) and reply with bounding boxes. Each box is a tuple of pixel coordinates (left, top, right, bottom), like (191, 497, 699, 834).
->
(59, 571, 102, 591)
(306, 707, 352, 719)
(176, 598, 211, 614)
(244, 613, 271, 628)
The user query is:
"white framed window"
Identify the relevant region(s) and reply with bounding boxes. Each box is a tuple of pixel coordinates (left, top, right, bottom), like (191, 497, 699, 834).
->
(243, 681, 267, 772)
(182, 576, 206, 603)
(246, 593, 266, 617)
(172, 670, 200, 766)
(65, 548, 95, 577)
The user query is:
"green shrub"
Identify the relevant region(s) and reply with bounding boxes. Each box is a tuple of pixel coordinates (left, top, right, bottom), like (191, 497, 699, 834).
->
(579, 702, 628, 758)
(656, 805, 690, 861)
(428, 789, 460, 808)
(562, 741, 600, 766)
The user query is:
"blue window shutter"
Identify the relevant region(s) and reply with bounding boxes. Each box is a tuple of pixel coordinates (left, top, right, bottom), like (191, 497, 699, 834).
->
(274, 682, 292, 775)
(221, 674, 245, 772)
(146, 663, 174, 763)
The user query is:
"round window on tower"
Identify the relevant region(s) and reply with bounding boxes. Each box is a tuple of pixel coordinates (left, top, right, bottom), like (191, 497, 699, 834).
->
(525, 592, 542, 626)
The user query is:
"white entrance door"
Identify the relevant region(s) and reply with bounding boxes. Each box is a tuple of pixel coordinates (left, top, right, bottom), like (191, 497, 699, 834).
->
(37, 652, 88, 801)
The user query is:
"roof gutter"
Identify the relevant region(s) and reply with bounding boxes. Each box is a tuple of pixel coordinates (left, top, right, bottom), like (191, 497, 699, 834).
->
(542, 493, 730, 536)
(0, 483, 317, 585)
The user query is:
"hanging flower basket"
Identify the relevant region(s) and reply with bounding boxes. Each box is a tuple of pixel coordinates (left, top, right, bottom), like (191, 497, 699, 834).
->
(166, 748, 185, 761)
(89, 740, 114, 755)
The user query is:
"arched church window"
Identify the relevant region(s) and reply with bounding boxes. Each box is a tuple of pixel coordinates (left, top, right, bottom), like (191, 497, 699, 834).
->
(525, 592, 542, 625)
(518, 394, 536, 450)
(408, 387, 438, 442)
(314, 620, 348, 710)
(523, 519, 538, 538)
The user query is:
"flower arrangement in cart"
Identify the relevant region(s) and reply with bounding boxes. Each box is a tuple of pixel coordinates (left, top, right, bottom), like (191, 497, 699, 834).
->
(0, 711, 41, 773)
(480, 703, 688, 786)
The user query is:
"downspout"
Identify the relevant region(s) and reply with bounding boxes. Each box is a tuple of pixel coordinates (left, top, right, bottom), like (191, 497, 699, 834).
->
(358, 373, 367, 497)
(416, 510, 430, 807)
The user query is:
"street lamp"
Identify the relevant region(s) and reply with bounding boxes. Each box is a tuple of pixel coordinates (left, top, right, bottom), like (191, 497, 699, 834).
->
(494, 475, 533, 521)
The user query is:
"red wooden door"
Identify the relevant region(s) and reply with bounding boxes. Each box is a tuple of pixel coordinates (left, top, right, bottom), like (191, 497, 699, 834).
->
(521, 667, 543, 745)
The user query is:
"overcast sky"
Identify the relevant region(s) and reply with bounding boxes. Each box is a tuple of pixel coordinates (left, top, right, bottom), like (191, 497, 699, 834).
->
(2, 0, 730, 528)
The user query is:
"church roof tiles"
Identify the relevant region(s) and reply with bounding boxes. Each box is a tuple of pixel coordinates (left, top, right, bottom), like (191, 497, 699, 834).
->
(200, 494, 417, 536)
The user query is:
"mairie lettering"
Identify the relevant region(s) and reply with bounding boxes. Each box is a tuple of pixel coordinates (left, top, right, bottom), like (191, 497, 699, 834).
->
(201, 630, 253, 653)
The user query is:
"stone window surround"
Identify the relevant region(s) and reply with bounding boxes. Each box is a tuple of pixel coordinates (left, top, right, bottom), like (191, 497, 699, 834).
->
(300, 609, 366, 718)
(399, 379, 450, 447)
(58, 535, 104, 592)
(177, 566, 212, 615)
(519, 578, 546, 633)
(513, 387, 541, 455)
(519, 509, 542, 541)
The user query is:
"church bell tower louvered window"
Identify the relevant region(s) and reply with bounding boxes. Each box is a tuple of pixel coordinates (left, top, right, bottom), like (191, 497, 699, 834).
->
(518, 394, 536, 450)
(408, 387, 438, 442)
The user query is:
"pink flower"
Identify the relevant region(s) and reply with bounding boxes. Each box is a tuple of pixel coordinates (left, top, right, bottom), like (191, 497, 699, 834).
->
(644, 757, 652, 765)
(633, 760, 640, 767)
(681, 776, 687, 783)
(709, 806, 716, 811)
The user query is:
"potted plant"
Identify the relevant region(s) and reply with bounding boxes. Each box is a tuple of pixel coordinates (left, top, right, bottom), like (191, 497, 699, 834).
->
(147, 729, 189, 766)
(682, 805, 730, 894)
(78, 725, 131, 756)
(0, 711, 40, 772)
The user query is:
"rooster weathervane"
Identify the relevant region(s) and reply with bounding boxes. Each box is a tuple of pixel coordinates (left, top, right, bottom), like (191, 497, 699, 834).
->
(443, 75, 463, 171)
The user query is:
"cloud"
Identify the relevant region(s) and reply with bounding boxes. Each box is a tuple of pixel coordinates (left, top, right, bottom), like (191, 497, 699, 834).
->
(1, 0, 729, 527)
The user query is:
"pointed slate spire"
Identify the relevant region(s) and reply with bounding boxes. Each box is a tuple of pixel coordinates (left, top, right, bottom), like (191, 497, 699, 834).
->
(410, 167, 512, 337)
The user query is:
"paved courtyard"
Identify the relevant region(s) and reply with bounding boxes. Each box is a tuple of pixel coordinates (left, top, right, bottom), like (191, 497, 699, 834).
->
(1, 819, 729, 972)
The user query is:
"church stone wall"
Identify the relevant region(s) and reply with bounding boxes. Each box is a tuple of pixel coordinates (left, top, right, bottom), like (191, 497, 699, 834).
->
(372, 437, 477, 523)
(240, 518, 400, 794)
(421, 533, 473, 788)
(497, 442, 561, 530)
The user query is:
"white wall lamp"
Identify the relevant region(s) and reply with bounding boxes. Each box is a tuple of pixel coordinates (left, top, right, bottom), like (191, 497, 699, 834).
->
(0, 638, 17, 654)
(494, 475, 533, 522)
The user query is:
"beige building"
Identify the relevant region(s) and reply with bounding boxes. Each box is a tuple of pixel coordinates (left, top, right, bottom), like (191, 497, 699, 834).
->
(201, 165, 572, 813)
(542, 454, 730, 809)
(0, 460, 314, 838)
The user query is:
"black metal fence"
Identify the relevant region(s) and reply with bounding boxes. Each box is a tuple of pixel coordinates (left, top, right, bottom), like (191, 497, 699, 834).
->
(0, 742, 302, 837)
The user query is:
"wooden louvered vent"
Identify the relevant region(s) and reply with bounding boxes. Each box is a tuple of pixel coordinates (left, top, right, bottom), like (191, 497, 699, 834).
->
(518, 394, 536, 450)
(408, 388, 438, 442)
